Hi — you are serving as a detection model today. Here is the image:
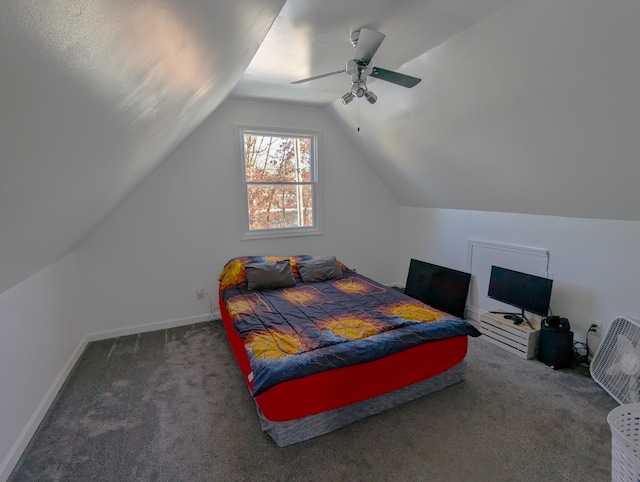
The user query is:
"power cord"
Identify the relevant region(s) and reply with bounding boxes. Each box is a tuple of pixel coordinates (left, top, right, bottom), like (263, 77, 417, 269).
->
(572, 323, 598, 375)
(572, 341, 590, 365)
(572, 341, 591, 376)
(204, 291, 215, 322)
(586, 323, 598, 359)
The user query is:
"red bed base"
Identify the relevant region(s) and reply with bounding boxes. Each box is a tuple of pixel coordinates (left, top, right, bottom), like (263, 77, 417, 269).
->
(219, 291, 468, 423)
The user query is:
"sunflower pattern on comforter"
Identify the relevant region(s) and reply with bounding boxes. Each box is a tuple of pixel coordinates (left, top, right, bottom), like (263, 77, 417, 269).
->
(219, 256, 481, 396)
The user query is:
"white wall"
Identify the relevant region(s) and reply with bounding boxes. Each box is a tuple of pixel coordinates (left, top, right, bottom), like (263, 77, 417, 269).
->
(0, 96, 401, 481)
(0, 0, 285, 297)
(74, 98, 402, 336)
(329, 0, 640, 222)
(400, 207, 640, 342)
(0, 252, 86, 480)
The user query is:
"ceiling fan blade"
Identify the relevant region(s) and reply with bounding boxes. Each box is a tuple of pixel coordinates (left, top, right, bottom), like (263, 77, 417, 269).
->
(354, 28, 386, 65)
(291, 69, 346, 84)
(370, 67, 421, 88)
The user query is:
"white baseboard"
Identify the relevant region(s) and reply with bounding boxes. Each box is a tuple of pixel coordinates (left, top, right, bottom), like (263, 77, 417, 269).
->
(465, 305, 482, 321)
(86, 310, 221, 342)
(0, 334, 88, 482)
(0, 309, 222, 481)
(464, 305, 482, 328)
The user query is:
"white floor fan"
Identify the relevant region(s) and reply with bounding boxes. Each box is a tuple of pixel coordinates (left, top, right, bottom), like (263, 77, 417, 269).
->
(591, 316, 640, 404)
(591, 316, 640, 482)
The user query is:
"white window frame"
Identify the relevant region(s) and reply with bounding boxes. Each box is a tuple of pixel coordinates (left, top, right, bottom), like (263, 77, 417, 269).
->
(238, 125, 321, 240)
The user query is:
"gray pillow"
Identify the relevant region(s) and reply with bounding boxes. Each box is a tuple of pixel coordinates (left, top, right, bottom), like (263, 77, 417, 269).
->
(298, 256, 343, 283)
(245, 260, 296, 290)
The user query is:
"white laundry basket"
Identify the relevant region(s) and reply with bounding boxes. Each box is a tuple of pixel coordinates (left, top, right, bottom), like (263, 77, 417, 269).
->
(608, 403, 640, 482)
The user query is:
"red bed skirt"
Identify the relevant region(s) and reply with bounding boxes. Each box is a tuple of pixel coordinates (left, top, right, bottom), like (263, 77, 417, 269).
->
(219, 291, 468, 422)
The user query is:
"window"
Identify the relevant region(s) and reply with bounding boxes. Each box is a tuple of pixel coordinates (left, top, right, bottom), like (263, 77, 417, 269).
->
(240, 127, 320, 239)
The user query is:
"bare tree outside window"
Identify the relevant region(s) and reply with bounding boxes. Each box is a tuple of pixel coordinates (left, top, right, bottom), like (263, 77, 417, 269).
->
(242, 130, 318, 233)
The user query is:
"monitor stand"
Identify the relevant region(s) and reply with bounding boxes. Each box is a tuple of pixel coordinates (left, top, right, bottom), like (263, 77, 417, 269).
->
(489, 309, 534, 329)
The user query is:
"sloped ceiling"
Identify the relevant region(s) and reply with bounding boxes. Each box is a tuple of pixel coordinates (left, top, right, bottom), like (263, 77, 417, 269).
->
(327, 0, 640, 222)
(233, 0, 518, 105)
(3, 0, 640, 294)
(235, 0, 640, 223)
(0, 0, 285, 294)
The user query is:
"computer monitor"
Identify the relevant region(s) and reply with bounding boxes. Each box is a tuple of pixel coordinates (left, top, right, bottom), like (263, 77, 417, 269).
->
(404, 259, 471, 319)
(487, 265, 553, 317)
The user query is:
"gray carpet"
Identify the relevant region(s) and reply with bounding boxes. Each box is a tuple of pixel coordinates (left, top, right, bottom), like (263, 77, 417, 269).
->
(10, 321, 617, 481)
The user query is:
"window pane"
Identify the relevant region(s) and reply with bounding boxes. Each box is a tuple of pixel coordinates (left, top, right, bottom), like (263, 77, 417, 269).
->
(247, 184, 313, 230)
(244, 134, 311, 183)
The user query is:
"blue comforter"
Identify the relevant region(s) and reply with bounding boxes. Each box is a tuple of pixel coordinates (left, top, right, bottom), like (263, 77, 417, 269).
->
(222, 270, 480, 395)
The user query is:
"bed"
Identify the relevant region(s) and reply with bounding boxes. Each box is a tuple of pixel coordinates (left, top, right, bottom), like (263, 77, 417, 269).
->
(218, 255, 481, 446)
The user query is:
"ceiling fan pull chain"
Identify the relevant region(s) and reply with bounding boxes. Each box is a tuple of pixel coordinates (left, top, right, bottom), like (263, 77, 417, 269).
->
(357, 98, 360, 132)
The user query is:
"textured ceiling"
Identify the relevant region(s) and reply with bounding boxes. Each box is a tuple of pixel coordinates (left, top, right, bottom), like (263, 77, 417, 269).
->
(3, 0, 640, 296)
(325, 0, 640, 222)
(236, 0, 640, 224)
(232, 0, 517, 105)
(0, 0, 285, 294)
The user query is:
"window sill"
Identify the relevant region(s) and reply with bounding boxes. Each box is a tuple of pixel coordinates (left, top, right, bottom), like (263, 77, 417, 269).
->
(241, 227, 321, 241)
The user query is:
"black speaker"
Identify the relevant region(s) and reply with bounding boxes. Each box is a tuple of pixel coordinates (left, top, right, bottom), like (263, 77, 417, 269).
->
(538, 325, 573, 369)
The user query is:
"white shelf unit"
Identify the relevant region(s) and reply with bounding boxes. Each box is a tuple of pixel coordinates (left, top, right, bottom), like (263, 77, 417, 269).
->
(479, 312, 540, 359)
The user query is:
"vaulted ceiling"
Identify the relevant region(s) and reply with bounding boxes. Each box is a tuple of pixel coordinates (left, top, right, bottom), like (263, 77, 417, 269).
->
(0, 0, 285, 294)
(234, 0, 640, 224)
(232, 0, 518, 105)
(2, 0, 640, 294)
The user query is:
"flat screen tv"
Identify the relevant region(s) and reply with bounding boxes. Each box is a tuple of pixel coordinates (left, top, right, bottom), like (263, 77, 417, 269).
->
(487, 265, 553, 317)
(404, 259, 471, 319)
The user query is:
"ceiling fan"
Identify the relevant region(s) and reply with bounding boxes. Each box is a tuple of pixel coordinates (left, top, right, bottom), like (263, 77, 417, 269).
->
(291, 28, 421, 105)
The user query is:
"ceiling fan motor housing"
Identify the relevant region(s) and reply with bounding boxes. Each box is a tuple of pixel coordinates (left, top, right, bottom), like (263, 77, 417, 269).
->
(347, 59, 373, 91)
(345, 59, 359, 75)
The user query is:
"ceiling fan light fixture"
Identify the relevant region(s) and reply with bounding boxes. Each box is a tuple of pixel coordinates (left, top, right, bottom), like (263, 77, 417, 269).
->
(353, 85, 366, 98)
(341, 92, 355, 105)
(364, 90, 377, 104)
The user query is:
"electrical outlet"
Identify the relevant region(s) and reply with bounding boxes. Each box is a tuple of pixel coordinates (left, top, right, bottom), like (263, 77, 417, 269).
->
(588, 320, 603, 353)
(196, 288, 205, 300)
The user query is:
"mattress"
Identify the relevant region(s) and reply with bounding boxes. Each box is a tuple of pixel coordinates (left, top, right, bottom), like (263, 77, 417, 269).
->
(218, 255, 480, 445)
